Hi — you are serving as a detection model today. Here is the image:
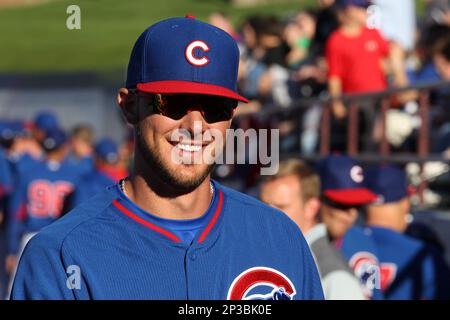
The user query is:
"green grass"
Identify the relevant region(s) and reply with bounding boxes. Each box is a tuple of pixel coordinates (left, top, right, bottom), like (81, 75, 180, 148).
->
(0, 0, 315, 73)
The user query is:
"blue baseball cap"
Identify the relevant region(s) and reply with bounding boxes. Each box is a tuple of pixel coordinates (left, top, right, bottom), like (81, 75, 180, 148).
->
(337, 0, 372, 8)
(42, 127, 67, 151)
(95, 138, 118, 163)
(34, 111, 59, 131)
(317, 155, 377, 205)
(126, 16, 248, 103)
(0, 120, 24, 140)
(365, 165, 409, 204)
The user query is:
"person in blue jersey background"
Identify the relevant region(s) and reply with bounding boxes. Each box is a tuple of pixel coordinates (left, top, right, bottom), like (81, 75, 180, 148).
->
(10, 16, 323, 300)
(316, 154, 384, 300)
(365, 164, 450, 299)
(66, 138, 126, 210)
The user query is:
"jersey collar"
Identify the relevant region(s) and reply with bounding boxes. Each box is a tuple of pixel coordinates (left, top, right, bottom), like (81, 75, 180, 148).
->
(110, 179, 224, 247)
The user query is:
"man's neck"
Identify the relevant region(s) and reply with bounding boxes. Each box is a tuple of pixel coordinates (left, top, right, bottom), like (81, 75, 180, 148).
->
(340, 23, 364, 37)
(123, 174, 214, 221)
(46, 150, 65, 163)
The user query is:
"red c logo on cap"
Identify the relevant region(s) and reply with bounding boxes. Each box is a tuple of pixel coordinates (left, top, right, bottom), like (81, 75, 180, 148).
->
(185, 40, 210, 67)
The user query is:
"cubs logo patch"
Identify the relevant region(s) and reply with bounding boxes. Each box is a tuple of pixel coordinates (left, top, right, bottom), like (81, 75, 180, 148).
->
(380, 263, 397, 291)
(227, 267, 296, 300)
(350, 165, 364, 183)
(185, 40, 210, 66)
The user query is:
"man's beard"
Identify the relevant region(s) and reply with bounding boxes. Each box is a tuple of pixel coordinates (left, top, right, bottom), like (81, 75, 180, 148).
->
(136, 123, 215, 194)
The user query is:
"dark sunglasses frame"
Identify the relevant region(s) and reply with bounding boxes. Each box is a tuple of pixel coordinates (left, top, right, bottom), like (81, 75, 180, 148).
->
(129, 90, 238, 123)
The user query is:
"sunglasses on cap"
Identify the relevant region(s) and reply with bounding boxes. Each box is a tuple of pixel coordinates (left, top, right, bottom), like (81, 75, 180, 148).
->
(131, 91, 238, 124)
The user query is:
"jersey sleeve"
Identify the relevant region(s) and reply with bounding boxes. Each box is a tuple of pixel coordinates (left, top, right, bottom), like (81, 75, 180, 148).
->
(10, 233, 78, 300)
(325, 33, 344, 79)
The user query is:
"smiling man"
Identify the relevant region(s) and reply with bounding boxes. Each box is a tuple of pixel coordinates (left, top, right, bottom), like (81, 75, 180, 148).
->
(10, 16, 323, 300)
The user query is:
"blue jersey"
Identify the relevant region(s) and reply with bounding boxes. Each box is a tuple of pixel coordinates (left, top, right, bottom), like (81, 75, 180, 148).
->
(69, 170, 115, 210)
(66, 155, 94, 177)
(339, 226, 384, 300)
(11, 181, 324, 300)
(0, 148, 13, 201)
(368, 226, 450, 300)
(6, 158, 81, 255)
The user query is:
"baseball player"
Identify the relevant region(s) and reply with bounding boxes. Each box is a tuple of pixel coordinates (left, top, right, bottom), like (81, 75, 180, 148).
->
(365, 164, 450, 299)
(316, 154, 384, 299)
(67, 138, 125, 209)
(5, 128, 81, 289)
(10, 16, 323, 300)
(260, 159, 366, 300)
(0, 121, 16, 220)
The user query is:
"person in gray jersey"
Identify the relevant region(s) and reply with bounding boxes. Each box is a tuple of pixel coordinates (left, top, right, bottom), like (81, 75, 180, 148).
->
(260, 159, 365, 300)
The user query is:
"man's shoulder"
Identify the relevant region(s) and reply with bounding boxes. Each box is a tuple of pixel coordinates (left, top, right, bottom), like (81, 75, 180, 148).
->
(370, 226, 422, 247)
(310, 230, 353, 277)
(25, 188, 117, 252)
(326, 29, 346, 46)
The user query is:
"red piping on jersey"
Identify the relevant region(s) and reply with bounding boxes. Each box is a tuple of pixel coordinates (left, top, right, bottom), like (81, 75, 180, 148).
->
(197, 190, 223, 244)
(17, 203, 27, 221)
(112, 199, 182, 243)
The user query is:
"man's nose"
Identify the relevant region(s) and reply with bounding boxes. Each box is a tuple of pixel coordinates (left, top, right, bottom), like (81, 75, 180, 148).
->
(180, 108, 207, 135)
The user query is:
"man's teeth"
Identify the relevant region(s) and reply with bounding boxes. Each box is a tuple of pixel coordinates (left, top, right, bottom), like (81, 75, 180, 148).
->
(176, 143, 202, 152)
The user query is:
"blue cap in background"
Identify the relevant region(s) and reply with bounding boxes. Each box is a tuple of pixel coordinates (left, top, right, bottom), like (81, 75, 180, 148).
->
(95, 138, 118, 163)
(126, 16, 248, 102)
(34, 111, 59, 131)
(316, 154, 377, 205)
(0, 120, 24, 140)
(365, 165, 410, 204)
(42, 127, 67, 151)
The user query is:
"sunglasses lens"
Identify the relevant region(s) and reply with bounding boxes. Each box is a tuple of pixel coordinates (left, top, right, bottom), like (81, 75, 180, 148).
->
(151, 94, 237, 123)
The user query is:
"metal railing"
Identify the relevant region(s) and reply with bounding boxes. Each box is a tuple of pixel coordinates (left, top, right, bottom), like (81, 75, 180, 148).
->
(235, 79, 450, 206)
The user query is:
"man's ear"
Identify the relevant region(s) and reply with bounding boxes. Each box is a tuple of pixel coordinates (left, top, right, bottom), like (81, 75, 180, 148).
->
(117, 88, 139, 125)
(304, 197, 321, 222)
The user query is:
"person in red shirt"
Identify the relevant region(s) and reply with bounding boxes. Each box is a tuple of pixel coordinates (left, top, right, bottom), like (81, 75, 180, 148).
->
(326, 0, 389, 120)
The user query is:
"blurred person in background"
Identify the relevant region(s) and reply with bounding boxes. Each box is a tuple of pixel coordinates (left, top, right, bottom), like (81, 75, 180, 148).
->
(28, 111, 59, 159)
(69, 124, 94, 160)
(423, 0, 450, 28)
(4, 127, 82, 296)
(284, 10, 317, 69)
(67, 138, 127, 210)
(433, 33, 450, 80)
(67, 124, 95, 176)
(0, 121, 20, 300)
(310, 0, 340, 58)
(208, 12, 238, 40)
(365, 164, 450, 299)
(317, 154, 384, 299)
(372, 0, 416, 88)
(427, 33, 450, 154)
(0, 121, 18, 224)
(326, 0, 389, 151)
(260, 159, 366, 300)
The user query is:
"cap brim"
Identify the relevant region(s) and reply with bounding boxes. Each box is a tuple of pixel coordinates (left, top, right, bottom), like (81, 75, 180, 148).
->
(324, 188, 377, 205)
(137, 80, 249, 103)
